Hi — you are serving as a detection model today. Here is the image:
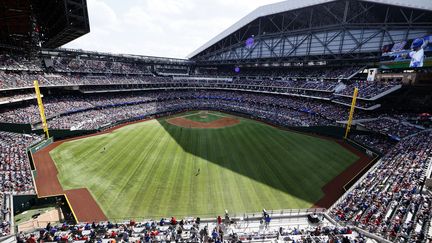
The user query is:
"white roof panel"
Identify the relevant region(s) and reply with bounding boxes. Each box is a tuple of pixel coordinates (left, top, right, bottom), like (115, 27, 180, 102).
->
(187, 0, 432, 59)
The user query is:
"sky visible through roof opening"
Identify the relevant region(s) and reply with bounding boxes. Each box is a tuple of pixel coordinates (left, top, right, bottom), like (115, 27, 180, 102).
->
(64, 0, 283, 58)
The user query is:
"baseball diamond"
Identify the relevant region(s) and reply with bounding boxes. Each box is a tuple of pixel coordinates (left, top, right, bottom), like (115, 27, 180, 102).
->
(2, 0, 432, 242)
(36, 111, 362, 220)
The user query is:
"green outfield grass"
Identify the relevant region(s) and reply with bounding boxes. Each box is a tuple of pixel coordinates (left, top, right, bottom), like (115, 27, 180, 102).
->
(50, 111, 359, 220)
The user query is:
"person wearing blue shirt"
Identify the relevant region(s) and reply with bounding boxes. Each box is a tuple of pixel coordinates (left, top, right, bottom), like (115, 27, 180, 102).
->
(409, 38, 428, 68)
(265, 214, 271, 228)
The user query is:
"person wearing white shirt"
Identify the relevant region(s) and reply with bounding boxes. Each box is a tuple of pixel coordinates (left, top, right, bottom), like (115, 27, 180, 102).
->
(409, 38, 428, 68)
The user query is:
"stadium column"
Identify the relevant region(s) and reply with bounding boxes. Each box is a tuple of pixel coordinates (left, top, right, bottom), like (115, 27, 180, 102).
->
(34, 80, 50, 138)
(344, 87, 359, 139)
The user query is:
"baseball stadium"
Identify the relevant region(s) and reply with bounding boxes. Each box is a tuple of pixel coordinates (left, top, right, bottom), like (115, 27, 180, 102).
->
(0, 0, 431, 242)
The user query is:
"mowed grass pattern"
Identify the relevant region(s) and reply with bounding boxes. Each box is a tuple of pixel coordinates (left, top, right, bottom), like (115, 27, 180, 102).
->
(50, 112, 358, 219)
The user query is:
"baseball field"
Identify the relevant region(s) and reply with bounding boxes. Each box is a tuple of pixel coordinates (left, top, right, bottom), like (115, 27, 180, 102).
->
(48, 111, 359, 220)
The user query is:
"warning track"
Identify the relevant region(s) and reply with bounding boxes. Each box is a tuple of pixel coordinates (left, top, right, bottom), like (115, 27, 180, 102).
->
(312, 140, 373, 208)
(33, 142, 108, 222)
(31, 118, 149, 222)
(32, 112, 374, 220)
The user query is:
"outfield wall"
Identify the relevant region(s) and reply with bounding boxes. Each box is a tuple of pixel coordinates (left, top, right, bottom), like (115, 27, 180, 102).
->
(27, 138, 54, 179)
(43, 108, 379, 194)
(32, 107, 384, 149)
(31, 129, 98, 140)
(26, 109, 381, 226)
(28, 137, 54, 154)
(0, 106, 377, 142)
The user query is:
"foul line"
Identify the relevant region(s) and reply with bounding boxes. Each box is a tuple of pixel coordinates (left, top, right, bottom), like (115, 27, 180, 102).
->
(63, 194, 78, 223)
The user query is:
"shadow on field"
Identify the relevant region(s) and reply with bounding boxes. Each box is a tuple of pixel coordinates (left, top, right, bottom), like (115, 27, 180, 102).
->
(156, 113, 320, 206)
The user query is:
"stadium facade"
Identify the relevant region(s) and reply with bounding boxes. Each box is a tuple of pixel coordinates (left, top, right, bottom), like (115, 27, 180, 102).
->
(0, 0, 432, 242)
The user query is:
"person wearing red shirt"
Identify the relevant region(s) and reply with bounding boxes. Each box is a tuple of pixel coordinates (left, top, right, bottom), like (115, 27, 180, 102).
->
(171, 217, 177, 225)
(150, 229, 159, 237)
(25, 234, 37, 243)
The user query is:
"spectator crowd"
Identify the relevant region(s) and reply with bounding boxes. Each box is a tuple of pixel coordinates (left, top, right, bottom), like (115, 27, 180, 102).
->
(1, 91, 364, 129)
(0, 51, 431, 242)
(16, 214, 367, 243)
(0, 53, 402, 102)
(332, 131, 432, 242)
(360, 117, 425, 140)
(350, 134, 397, 154)
(338, 79, 401, 99)
(0, 132, 43, 238)
(0, 132, 42, 194)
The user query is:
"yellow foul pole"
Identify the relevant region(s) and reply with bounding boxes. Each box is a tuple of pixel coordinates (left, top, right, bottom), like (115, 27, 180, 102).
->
(344, 87, 359, 139)
(34, 80, 50, 138)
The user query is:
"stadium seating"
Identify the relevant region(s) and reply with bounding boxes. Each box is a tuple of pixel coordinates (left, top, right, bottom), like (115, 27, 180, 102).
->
(197, 66, 361, 80)
(359, 117, 425, 139)
(0, 55, 42, 72)
(332, 131, 432, 242)
(0, 56, 402, 106)
(0, 132, 42, 238)
(349, 134, 397, 154)
(16, 216, 366, 242)
(0, 193, 11, 237)
(0, 132, 42, 194)
(2, 0, 432, 240)
(0, 130, 41, 240)
(0, 91, 363, 129)
(0, 56, 380, 99)
(338, 80, 402, 99)
(0, 93, 36, 105)
(0, 53, 430, 242)
(49, 56, 152, 75)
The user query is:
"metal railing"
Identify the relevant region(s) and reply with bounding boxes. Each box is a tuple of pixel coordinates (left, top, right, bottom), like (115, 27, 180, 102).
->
(106, 208, 326, 224)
